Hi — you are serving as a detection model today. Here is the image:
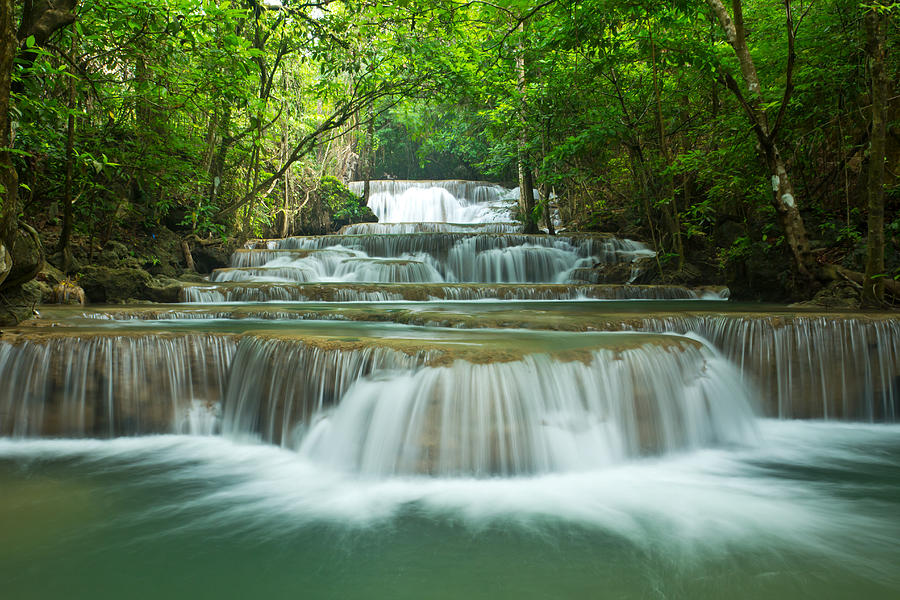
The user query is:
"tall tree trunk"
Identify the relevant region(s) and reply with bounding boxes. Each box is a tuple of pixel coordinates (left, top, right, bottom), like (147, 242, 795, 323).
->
(650, 22, 684, 269)
(706, 0, 813, 278)
(539, 181, 555, 236)
(862, 5, 888, 306)
(0, 0, 18, 252)
(515, 20, 538, 234)
(209, 105, 232, 208)
(362, 100, 374, 206)
(56, 65, 76, 259)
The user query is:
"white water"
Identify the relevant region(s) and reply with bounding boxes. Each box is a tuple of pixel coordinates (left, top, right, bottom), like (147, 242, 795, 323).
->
(349, 180, 514, 223)
(0, 421, 897, 573)
(208, 180, 657, 288)
(213, 235, 655, 287)
(299, 347, 757, 476)
(0, 330, 759, 476)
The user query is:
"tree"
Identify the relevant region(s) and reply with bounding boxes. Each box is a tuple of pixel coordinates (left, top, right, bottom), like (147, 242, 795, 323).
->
(1, 0, 77, 289)
(861, 1, 891, 306)
(705, 0, 813, 278)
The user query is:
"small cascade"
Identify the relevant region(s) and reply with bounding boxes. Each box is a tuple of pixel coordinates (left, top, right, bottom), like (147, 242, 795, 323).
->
(340, 222, 522, 235)
(348, 180, 512, 223)
(181, 283, 707, 303)
(299, 344, 757, 476)
(0, 335, 234, 437)
(629, 315, 900, 421)
(210, 233, 659, 291)
(222, 337, 431, 447)
(230, 249, 350, 268)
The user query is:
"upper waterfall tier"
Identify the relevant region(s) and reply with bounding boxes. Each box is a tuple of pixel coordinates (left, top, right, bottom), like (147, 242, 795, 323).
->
(339, 222, 522, 235)
(348, 180, 513, 223)
(226, 233, 656, 285)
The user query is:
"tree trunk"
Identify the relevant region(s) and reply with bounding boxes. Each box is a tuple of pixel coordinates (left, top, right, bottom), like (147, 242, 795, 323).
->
(362, 100, 374, 205)
(56, 66, 76, 258)
(862, 5, 888, 306)
(539, 182, 555, 236)
(650, 22, 684, 269)
(0, 0, 18, 251)
(760, 141, 812, 277)
(515, 20, 538, 234)
(707, 0, 814, 278)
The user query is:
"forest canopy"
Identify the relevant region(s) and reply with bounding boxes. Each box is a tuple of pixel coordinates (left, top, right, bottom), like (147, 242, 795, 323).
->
(0, 0, 897, 304)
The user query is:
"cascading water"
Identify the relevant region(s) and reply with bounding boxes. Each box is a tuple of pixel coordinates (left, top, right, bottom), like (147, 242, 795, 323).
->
(0, 327, 756, 473)
(0, 334, 233, 437)
(348, 180, 513, 223)
(2, 178, 899, 598)
(218, 233, 653, 287)
(189, 180, 665, 296)
(299, 345, 757, 476)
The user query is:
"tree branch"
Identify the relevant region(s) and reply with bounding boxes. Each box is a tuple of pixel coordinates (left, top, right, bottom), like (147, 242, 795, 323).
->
(770, 0, 796, 140)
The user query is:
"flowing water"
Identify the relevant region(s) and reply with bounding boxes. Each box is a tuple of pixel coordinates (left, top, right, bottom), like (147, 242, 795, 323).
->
(1, 180, 898, 598)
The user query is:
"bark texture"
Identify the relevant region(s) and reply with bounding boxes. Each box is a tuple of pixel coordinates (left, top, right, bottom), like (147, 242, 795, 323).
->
(0, 0, 18, 249)
(706, 0, 813, 278)
(862, 6, 888, 306)
(515, 20, 538, 234)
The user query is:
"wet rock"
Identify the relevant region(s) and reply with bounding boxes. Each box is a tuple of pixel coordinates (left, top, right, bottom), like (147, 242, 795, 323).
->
(0, 242, 10, 287)
(1, 224, 44, 290)
(570, 257, 656, 285)
(190, 243, 231, 274)
(78, 265, 153, 303)
(791, 280, 860, 310)
(0, 280, 43, 325)
(144, 277, 188, 303)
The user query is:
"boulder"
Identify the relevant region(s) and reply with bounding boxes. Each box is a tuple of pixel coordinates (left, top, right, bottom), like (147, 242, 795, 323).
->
(78, 265, 152, 303)
(0, 242, 10, 287)
(190, 244, 231, 274)
(143, 277, 187, 303)
(0, 224, 44, 290)
(0, 280, 43, 326)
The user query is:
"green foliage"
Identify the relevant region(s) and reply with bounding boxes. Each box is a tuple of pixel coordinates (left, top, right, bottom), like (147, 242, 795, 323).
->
(320, 177, 366, 222)
(3, 0, 896, 293)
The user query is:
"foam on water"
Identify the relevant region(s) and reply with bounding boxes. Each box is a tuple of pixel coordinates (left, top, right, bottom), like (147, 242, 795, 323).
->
(0, 420, 897, 583)
(349, 180, 513, 223)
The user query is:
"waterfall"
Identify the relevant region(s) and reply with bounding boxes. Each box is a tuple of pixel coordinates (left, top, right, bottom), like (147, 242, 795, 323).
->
(0, 335, 234, 437)
(299, 345, 757, 476)
(180, 283, 705, 303)
(340, 222, 522, 235)
(0, 331, 758, 475)
(348, 180, 512, 223)
(221, 337, 431, 447)
(628, 315, 900, 421)
(215, 233, 658, 289)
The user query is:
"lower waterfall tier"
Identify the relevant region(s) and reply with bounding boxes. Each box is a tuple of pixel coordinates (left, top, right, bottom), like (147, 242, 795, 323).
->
(42, 304, 900, 422)
(180, 282, 715, 302)
(0, 328, 756, 474)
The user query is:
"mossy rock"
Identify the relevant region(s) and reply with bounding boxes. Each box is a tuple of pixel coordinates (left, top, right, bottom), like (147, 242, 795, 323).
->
(143, 277, 189, 303)
(1, 224, 44, 291)
(0, 280, 43, 326)
(78, 266, 153, 303)
(0, 242, 10, 288)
